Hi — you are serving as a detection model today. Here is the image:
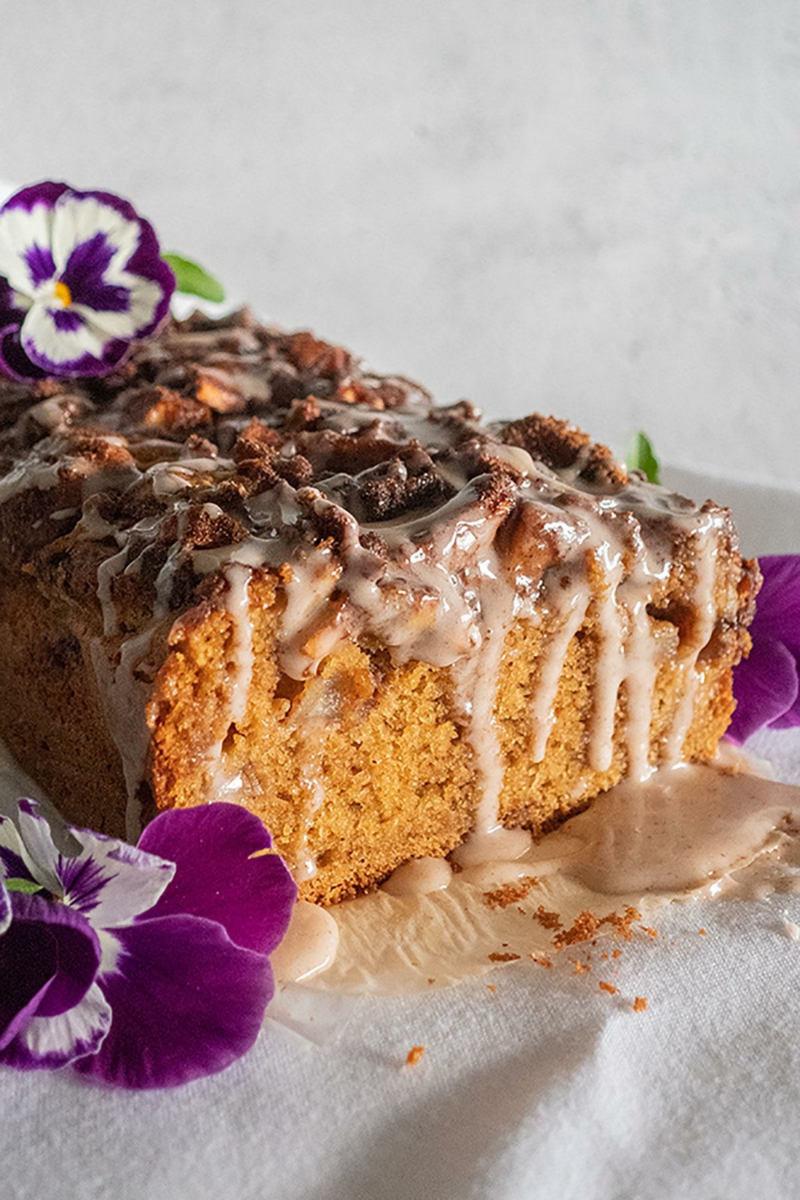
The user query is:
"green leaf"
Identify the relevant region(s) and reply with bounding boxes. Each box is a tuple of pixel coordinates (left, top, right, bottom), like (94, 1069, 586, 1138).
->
(162, 253, 226, 304)
(4, 878, 42, 894)
(625, 430, 661, 484)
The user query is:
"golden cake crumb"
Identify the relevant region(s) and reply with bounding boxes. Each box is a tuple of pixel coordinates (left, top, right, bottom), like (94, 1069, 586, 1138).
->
(603, 907, 643, 941)
(488, 951, 522, 962)
(483, 878, 540, 909)
(534, 905, 563, 931)
(554, 911, 601, 948)
(530, 955, 553, 968)
(632, 996, 648, 1012)
(598, 981, 618, 995)
(405, 1046, 425, 1067)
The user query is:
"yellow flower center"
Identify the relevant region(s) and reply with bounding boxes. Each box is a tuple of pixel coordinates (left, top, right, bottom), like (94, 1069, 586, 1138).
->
(53, 279, 72, 307)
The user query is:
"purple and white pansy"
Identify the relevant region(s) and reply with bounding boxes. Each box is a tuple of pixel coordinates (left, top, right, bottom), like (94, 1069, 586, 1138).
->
(0, 182, 175, 381)
(0, 800, 296, 1089)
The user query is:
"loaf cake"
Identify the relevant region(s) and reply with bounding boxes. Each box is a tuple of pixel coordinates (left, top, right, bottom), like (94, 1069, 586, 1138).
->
(0, 310, 760, 904)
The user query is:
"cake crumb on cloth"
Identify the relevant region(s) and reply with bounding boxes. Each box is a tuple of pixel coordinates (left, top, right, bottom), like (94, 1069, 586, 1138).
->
(483, 879, 540, 909)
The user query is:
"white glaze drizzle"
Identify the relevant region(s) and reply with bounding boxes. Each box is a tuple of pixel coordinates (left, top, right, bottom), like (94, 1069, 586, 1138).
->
(530, 583, 591, 763)
(205, 562, 255, 800)
(663, 519, 720, 763)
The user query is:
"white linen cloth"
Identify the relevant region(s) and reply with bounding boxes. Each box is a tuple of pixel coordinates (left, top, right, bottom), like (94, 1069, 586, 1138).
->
(1, 475, 799, 1200)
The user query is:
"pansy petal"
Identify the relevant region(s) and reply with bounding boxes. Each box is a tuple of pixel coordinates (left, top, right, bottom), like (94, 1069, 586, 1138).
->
(50, 192, 172, 338)
(0, 322, 47, 382)
(728, 636, 800, 744)
(20, 303, 128, 378)
(52, 189, 174, 332)
(74, 915, 274, 1089)
(0, 895, 58, 1048)
(0, 983, 111, 1071)
(0, 813, 37, 886)
(6, 893, 100, 1019)
(767, 694, 800, 730)
(0, 277, 29, 325)
(17, 799, 175, 927)
(0, 894, 99, 1061)
(749, 556, 800, 641)
(138, 804, 297, 956)
(0, 182, 68, 296)
(0, 971, 55, 1054)
(59, 834, 175, 929)
(0, 881, 9, 936)
(14, 800, 64, 893)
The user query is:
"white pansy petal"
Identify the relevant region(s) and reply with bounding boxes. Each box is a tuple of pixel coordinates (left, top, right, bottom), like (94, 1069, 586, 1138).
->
(0, 882, 9, 935)
(58, 831, 175, 929)
(20, 304, 105, 368)
(15, 799, 175, 927)
(51, 194, 140, 276)
(78, 275, 162, 339)
(14, 803, 61, 894)
(1, 983, 111, 1070)
(0, 203, 56, 295)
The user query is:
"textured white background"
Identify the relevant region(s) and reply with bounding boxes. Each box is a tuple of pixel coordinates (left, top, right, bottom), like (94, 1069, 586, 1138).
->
(1, 1, 799, 489)
(2, 9, 800, 1200)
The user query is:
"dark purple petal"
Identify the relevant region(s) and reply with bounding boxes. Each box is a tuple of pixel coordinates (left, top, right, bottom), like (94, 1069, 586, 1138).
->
(0, 322, 48, 381)
(62, 233, 130, 313)
(0, 181, 70, 214)
(24, 244, 55, 288)
(767, 694, 800, 730)
(21, 328, 130, 379)
(0, 277, 24, 323)
(0, 894, 99, 1051)
(138, 804, 297, 956)
(0, 983, 111, 1071)
(728, 636, 800, 745)
(8, 894, 100, 1017)
(749, 557, 800, 643)
(0, 847, 34, 887)
(0, 961, 54, 1053)
(74, 914, 274, 1089)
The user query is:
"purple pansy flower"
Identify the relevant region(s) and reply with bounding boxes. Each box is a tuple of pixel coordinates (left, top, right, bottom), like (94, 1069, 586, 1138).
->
(0, 181, 175, 381)
(0, 800, 296, 1089)
(728, 555, 800, 744)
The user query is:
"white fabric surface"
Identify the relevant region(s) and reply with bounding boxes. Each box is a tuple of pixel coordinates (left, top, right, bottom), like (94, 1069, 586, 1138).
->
(0, 476, 798, 1200)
